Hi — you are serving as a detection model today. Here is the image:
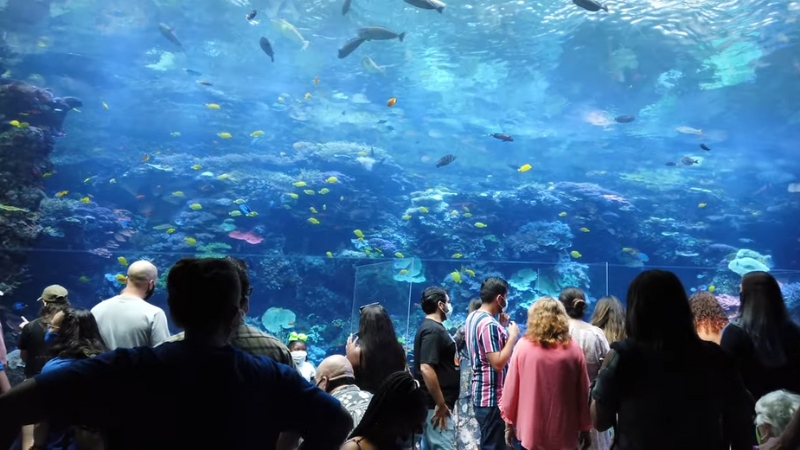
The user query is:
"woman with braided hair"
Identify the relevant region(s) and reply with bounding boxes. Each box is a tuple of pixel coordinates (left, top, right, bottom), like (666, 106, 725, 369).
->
(341, 371, 428, 450)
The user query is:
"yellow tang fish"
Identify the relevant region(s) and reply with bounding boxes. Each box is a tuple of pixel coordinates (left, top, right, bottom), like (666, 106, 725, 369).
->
(217, 132, 232, 139)
(518, 164, 532, 173)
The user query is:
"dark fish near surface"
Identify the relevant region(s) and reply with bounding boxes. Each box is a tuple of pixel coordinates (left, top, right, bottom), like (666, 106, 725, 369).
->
(489, 133, 513, 142)
(681, 156, 698, 165)
(158, 23, 183, 49)
(342, 0, 352, 15)
(184, 68, 202, 76)
(358, 27, 406, 42)
(615, 115, 635, 123)
(700, 143, 711, 151)
(246, 9, 257, 21)
(665, 162, 677, 166)
(197, 80, 213, 86)
(573, 0, 608, 11)
(338, 37, 366, 59)
(403, 0, 445, 13)
(259, 37, 275, 62)
(436, 154, 456, 167)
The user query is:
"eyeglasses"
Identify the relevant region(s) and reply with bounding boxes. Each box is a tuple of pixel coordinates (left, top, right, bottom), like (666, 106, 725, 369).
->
(247, 286, 253, 296)
(359, 302, 380, 313)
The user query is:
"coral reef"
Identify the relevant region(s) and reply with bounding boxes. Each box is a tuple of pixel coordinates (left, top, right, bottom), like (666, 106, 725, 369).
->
(0, 80, 79, 294)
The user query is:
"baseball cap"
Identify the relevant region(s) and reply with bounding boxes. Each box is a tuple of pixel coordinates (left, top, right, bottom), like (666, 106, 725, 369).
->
(38, 285, 68, 303)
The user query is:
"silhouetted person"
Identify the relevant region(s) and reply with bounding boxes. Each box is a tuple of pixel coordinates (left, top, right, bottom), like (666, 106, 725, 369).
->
(0, 257, 352, 449)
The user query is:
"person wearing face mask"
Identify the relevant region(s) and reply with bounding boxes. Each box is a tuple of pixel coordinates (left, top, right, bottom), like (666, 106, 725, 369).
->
(464, 277, 520, 450)
(91, 260, 171, 349)
(413, 287, 460, 450)
(288, 332, 316, 382)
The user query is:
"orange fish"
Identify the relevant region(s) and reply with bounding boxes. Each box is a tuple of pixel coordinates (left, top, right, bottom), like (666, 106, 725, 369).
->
(387, 97, 397, 107)
(313, 76, 319, 86)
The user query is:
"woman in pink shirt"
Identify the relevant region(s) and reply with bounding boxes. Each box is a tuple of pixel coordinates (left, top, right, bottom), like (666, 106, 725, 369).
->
(501, 297, 592, 450)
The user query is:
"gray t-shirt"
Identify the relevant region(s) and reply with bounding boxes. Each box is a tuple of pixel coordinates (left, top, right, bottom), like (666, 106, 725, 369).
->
(91, 295, 171, 349)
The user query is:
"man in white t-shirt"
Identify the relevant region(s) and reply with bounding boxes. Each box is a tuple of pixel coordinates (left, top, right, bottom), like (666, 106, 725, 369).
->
(92, 260, 171, 349)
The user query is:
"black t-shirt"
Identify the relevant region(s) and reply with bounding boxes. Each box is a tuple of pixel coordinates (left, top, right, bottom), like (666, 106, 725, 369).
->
(592, 338, 754, 450)
(17, 318, 50, 378)
(413, 318, 460, 409)
(720, 320, 800, 402)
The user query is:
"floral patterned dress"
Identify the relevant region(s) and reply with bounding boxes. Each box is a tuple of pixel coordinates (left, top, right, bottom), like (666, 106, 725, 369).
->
(454, 326, 480, 450)
(569, 319, 612, 450)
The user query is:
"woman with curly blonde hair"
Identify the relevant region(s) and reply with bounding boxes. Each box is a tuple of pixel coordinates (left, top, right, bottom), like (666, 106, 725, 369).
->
(500, 297, 592, 450)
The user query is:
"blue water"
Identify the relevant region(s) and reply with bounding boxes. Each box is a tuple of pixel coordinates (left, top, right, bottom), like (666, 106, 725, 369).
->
(0, 0, 799, 359)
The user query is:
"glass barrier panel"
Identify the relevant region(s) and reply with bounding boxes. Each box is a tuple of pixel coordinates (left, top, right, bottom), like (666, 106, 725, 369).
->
(352, 259, 415, 348)
(401, 259, 607, 339)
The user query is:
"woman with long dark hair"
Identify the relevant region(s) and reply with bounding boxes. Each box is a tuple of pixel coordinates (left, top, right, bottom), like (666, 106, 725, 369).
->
(346, 303, 407, 394)
(590, 270, 753, 450)
(32, 307, 107, 450)
(341, 371, 427, 450)
(721, 271, 800, 403)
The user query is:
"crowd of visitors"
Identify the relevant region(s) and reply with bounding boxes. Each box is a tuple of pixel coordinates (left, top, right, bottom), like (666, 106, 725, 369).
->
(1, 257, 800, 450)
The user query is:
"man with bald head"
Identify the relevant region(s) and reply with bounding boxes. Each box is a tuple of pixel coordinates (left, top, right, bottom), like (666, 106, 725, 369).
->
(315, 355, 373, 432)
(92, 260, 171, 349)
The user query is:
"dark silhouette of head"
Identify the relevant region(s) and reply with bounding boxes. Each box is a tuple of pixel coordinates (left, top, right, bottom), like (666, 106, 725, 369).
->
(738, 271, 795, 366)
(348, 371, 427, 446)
(559, 287, 587, 319)
(625, 270, 697, 348)
(49, 307, 107, 359)
(225, 256, 252, 313)
(167, 258, 241, 338)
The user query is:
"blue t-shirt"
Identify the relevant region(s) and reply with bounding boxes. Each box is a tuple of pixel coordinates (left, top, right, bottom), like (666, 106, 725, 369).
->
(40, 357, 80, 450)
(34, 341, 343, 449)
(42, 357, 75, 373)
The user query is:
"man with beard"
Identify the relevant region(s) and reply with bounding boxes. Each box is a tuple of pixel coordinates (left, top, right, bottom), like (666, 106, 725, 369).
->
(92, 260, 171, 349)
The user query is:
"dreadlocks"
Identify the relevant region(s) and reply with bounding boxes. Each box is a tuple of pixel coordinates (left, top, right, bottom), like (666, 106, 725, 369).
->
(348, 371, 427, 447)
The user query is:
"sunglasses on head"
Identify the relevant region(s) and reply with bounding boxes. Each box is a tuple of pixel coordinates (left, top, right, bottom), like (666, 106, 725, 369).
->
(359, 302, 380, 313)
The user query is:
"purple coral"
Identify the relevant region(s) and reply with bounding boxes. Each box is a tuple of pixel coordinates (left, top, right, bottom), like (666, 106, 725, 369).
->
(715, 293, 740, 312)
(368, 238, 396, 253)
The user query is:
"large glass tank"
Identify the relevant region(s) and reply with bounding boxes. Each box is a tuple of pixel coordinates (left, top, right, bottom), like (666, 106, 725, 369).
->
(1, 0, 799, 370)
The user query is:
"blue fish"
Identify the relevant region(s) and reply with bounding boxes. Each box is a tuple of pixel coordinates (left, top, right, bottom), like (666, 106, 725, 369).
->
(119, 220, 132, 228)
(12, 302, 26, 311)
(239, 204, 252, 215)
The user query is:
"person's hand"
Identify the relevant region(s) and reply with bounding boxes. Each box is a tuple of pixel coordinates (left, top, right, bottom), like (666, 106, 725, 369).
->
(579, 431, 592, 450)
(499, 312, 510, 327)
(431, 403, 451, 431)
(20, 316, 29, 328)
(759, 436, 785, 449)
(504, 425, 516, 449)
(346, 334, 358, 354)
(508, 321, 520, 340)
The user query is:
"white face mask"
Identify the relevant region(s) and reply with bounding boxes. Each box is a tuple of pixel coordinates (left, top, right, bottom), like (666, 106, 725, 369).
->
(441, 302, 452, 320)
(291, 350, 307, 364)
